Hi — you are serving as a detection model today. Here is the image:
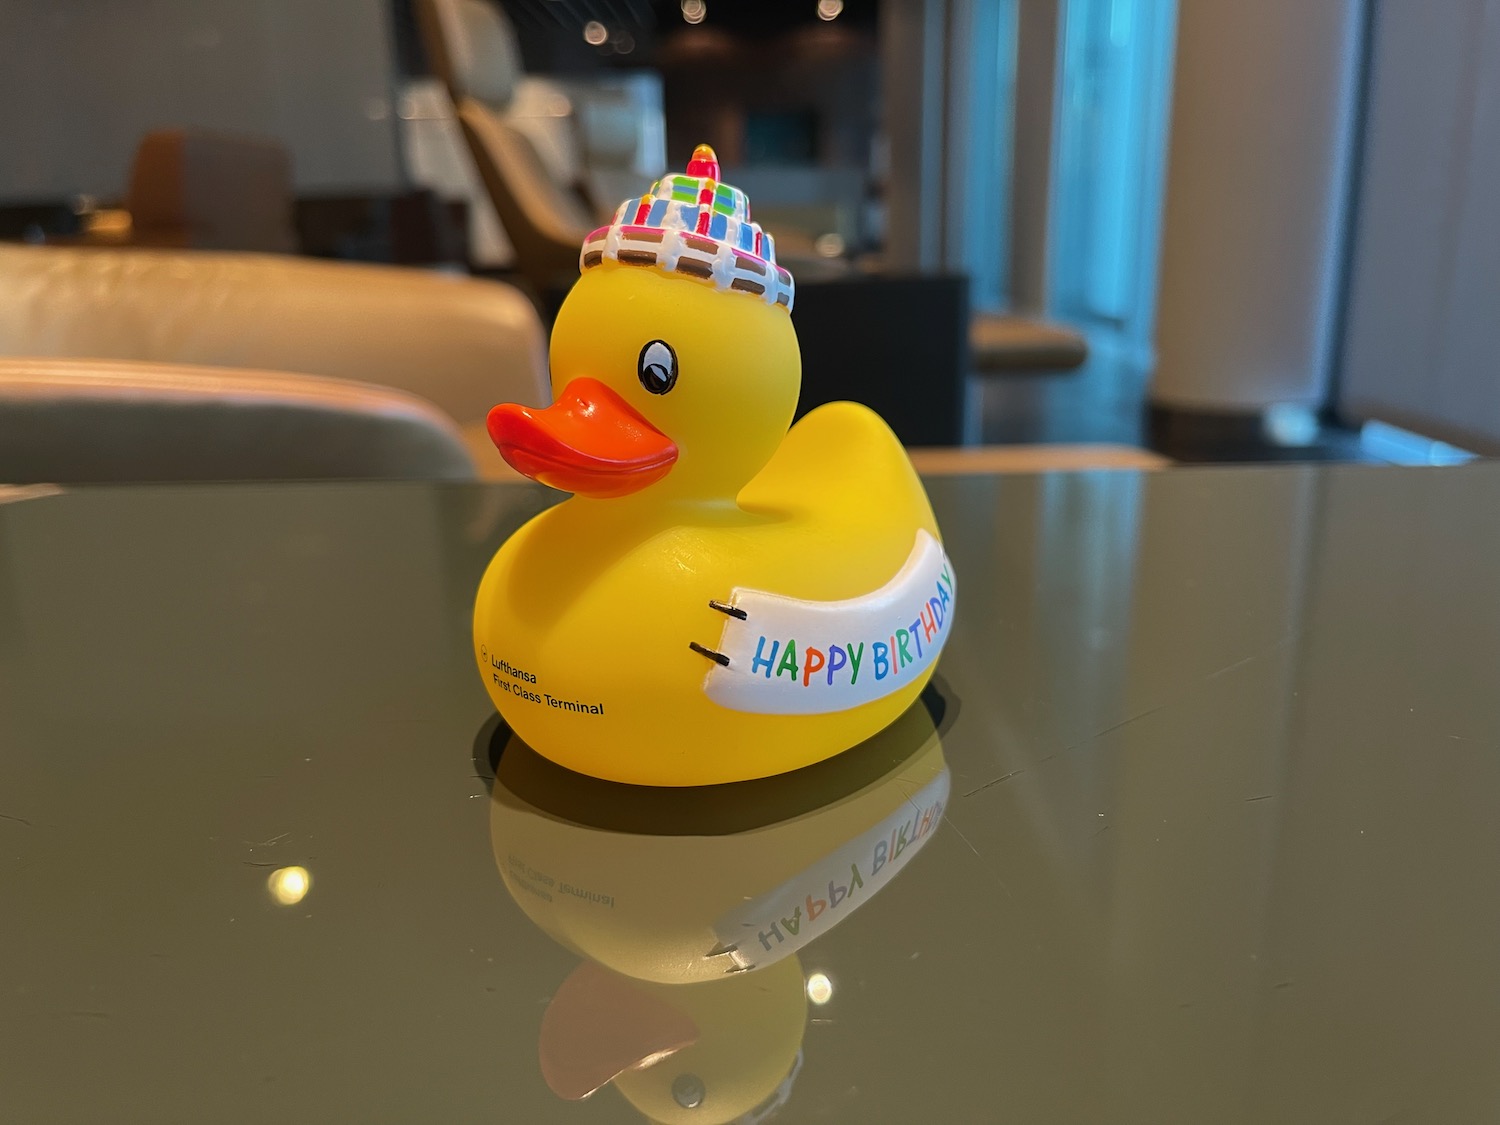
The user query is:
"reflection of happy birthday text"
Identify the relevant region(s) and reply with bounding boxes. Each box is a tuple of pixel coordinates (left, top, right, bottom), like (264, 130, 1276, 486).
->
(747, 564, 954, 690)
(752, 791, 945, 953)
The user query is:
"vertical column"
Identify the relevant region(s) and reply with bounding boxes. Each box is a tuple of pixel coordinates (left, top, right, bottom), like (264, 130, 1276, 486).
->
(879, 0, 949, 272)
(881, 0, 1020, 291)
(1008, 0, 1061, 314)
(1339, 0, 1500, 450)
(945, 0, 1018, 311)
(1150, 0, 1367, 415)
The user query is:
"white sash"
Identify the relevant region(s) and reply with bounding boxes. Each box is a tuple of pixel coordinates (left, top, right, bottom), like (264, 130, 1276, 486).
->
(703, 529, 956, 715)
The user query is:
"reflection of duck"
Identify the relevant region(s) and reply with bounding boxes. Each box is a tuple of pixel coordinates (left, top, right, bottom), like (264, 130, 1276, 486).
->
(474, 145, 956, 787)
(540, 959, 805, 1125)
(488, 691, 950, 1123)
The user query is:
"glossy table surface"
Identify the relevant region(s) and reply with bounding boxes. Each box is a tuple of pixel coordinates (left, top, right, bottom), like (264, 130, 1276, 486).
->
(5, 465, 1500, 1123)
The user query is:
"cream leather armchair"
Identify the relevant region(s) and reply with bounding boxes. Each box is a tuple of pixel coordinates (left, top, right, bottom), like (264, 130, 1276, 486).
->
(0, 358, 476, 483)
(0, 243, 549, 469)
(415, 0, 595, 298)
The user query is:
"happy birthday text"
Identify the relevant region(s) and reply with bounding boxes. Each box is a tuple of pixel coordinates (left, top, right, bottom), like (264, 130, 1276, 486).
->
(746, 565, 953, 689)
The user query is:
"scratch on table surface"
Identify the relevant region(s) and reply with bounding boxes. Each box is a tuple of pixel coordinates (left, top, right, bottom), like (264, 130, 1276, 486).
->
(943, 814, 982, 859)
(0, 812, 33, 827)
(1201, 653, 1262, 682)
(1245, 794, 1275, 803)
(1065, 701, 1175, 750)
(898, 766, 945, 821)
(1203, 634, 1298, 683)
(244, 831, 290, 848)
(1066, 635, 1300, 752)
(962, 769, 1026, 798)
(940, 814, 1016, 900)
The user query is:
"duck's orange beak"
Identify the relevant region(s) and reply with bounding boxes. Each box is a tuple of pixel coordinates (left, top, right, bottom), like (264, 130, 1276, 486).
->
(539, 962, 700, 1100)
(487, 378, 678, 498)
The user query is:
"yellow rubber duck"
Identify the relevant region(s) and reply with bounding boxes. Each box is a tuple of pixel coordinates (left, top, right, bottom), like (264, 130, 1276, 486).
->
(475, 145, 957, 786)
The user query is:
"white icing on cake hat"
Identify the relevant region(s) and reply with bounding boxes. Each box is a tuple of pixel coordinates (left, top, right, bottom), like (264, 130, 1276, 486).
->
(579, 144, 795, 311)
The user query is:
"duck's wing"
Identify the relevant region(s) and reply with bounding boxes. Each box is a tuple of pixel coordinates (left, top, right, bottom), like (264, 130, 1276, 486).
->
(737, 400, 940, 537)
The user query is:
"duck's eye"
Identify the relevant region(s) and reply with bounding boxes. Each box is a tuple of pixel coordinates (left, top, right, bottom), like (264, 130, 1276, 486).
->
(637, 340, 678, 395)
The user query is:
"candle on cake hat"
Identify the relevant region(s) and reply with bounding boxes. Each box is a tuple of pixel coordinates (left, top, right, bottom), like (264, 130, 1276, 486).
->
(579, 144, 794, 309)
(684, 141, 721, 181)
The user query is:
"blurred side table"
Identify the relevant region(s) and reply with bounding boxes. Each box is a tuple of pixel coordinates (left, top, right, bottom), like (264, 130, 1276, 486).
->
(791, 275, 1091, 447)
(970, 313, 1088, 372)
(792, 273, 970, 447)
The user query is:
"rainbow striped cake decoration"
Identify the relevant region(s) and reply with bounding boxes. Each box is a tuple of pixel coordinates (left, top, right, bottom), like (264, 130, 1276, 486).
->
(579, 144, 795, 311)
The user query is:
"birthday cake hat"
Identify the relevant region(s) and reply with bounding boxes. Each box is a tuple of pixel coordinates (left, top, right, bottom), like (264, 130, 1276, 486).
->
(580, 144, 795, 312)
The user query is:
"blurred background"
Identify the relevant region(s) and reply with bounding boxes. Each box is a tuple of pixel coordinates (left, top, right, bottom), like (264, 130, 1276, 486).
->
(0, 0, 1493, 483)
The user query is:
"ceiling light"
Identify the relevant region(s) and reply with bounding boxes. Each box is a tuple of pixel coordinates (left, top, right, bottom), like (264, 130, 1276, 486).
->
(267, 866, 311, 906)
(583, 20, 608, 45)
(806, 971, 834, 1005)
(681, 0, 706, 25)
(814, 232, 846, 258)
(817, 0, 844, 20)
